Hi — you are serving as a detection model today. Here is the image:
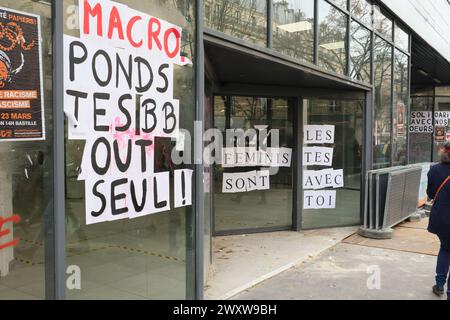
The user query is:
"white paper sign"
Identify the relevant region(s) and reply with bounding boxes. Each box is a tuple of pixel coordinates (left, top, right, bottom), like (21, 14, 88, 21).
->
(409, 111, 433, 133)
(303, 190, 337, 209)
(222, 170, 271, 193)
(174, 169, 194, 207)
(303, 147, 334, 166)
(435, 111, 450, 126)
(221, 147, 292, 168)
(304, 125, 335, 144)
(303, 169, 344, 190)
(64, 0, 192, 225)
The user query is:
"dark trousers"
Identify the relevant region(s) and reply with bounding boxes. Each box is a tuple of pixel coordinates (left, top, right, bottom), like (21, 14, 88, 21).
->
(436, 236, 450, 297)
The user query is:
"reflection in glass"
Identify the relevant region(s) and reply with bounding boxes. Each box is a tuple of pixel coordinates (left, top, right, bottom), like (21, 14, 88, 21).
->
(393, 49, 409, 166)
(412, 86, 434, 97)
(394, 24, 409, 52)
(318, 0, 348, 75)
(272, 0, 315, 63)
(204, 0, 267, 46)
(373, 36, 392, 169)
(373, 5, 392, 40)
(214, 96, 227, 132)
(203, 79, 214, 283)
(214, 97, 293, 232)
(0, 0, 53, 300)
(330, 0, 348, 10)
(435, 87, 450, 97)
(350, 0, 372, 26)
(63, 0, 196, 300)
(302, 99, 363, 229)
(350, 21, 371, 83)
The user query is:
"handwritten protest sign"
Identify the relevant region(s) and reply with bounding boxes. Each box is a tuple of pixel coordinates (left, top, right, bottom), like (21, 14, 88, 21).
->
(64, 0, 192, 224)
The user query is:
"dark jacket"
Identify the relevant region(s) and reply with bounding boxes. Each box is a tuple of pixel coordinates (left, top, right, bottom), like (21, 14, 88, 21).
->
(427, 163, 450, 237)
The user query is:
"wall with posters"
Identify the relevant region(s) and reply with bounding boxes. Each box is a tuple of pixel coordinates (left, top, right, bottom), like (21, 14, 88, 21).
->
(0, 7, 45, 141)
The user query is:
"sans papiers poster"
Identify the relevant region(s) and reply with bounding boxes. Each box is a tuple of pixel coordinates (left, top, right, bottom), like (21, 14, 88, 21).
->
(0, 7, 44, 141)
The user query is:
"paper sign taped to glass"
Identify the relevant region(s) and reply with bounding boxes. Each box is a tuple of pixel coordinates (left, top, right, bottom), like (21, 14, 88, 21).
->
(302, 125, 344, 210)
(220, 146, 292, 193)
(63, 0, 193, 225)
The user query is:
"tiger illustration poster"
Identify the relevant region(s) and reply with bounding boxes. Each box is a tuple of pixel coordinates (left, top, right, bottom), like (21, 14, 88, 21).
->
(0, 7, 44, 141)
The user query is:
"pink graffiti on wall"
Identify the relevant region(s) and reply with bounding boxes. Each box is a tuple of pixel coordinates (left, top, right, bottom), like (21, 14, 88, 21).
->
(0, 214, 21, 250)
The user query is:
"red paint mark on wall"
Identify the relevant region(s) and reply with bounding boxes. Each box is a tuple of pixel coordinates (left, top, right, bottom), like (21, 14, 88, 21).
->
(0, 214, 21, 250)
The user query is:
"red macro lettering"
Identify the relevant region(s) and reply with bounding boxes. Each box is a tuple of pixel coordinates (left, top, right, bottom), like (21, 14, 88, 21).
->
(164, 28, 180, 59)
(83, 0, 103, 36)
(108, 6, 125, 40)
(127, 16, 143, 48)
(0, 214, 21, 250)
(148, 17, 162, 51)
(81, 1, 182, 60)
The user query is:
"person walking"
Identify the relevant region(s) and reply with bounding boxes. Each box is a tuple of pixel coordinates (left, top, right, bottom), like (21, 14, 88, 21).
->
(427, 141, 450, 300)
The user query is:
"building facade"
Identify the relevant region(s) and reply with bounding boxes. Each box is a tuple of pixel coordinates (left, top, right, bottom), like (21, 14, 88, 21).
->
(0, 0, 449, 300)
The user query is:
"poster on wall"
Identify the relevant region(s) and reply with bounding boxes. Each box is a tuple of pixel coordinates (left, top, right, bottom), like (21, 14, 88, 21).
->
(63, 0, 193, 225)
(435, 126, 446, 143)
(0, 7, 45, 141)
(397, 103, 405, 136)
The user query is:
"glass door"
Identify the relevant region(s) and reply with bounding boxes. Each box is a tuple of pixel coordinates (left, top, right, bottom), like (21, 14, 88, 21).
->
(213, 96, 294, 234)
(302, 99, 363, 229)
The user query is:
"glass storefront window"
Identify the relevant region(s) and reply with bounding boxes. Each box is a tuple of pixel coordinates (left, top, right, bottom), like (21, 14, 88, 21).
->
(350, 0, 372, 26)
(349, 20, 371, 83)
(393, 49, 409, 166)
(318, 0, 348, 75)
(373, 36, 392, 169)
(434, 95, 450, 162)
(203, 79, 214, 284)
(409, 87, 450, 164)
(214, 96, 227, 132)
(204, 0, 267, 47)
(302, 99, 363, 229)
(214, 97, 293, 232)
(409, 96, 433, 164)
(63, 0, 196, 300)
(272, 0, 315, 63)
(373, 5, 392, 41)
(0, 0, 53, 300)
(394, 24, 409, 53)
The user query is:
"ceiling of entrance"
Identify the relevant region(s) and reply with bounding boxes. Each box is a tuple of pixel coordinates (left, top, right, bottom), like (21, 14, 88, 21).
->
(411, 34, 450, 86)
(204, 38, 370, 92)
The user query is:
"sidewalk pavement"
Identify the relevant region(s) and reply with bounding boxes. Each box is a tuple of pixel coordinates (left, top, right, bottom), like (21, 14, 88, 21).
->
(232, 218, 447, 300)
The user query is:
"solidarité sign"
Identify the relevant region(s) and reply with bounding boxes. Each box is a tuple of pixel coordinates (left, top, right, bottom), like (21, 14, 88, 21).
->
(0, 7, 45, 141)
(63, 0, 193, 225)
